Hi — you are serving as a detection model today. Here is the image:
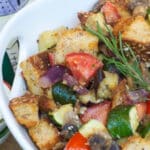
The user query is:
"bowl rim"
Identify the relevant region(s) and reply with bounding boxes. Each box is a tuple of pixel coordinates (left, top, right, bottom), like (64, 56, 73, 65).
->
(0, 0, 43, 149)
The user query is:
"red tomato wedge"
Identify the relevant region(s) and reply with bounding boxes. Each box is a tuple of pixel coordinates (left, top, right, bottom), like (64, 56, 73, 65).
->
(64, 132, 90, 150)
(48, 53, 55, 66)
(80, 101, 111, 125)
(101, 1, 121, 24)
(135, 102, 147, 121)
(146, 100, 150, 114)
(65, 52, 103, 84)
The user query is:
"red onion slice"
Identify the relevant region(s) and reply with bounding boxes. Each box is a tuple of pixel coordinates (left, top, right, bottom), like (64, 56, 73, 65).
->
(39, 65, 69, 88)
(127, 89, 149, 102)
(63, 73, 78, 87)
(63, 73, 88, 94)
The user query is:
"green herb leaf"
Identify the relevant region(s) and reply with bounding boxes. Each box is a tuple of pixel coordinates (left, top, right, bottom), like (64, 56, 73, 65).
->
(86, 22, 150, 91)
(147, 7, 150, 15)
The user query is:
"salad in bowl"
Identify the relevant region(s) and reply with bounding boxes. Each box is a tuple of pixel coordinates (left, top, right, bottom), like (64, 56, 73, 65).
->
(2, 0, 150, 149)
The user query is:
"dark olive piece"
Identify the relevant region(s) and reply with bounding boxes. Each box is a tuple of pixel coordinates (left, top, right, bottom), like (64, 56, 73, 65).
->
(89, 134, 112, 150)
(110, 141, 121, 150)
(60, 124, 78, 140)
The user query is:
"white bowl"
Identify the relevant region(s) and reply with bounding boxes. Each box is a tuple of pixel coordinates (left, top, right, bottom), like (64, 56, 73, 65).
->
(0, 0, 97, 149)
(0, 82, 10, 144)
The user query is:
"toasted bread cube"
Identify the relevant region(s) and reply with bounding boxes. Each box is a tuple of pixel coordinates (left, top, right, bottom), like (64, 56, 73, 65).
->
(78, 12, 108, 33)
(9, 92, 39, 128)
(121, 135, 150, 150)
(115, 4, 131, 18)
(20, 51, 50, 95)
(113, 16, 150, 61)
(38, 96, 57, 112)
(55, 29, 98, 64)
(29, 119, 60, 150)
(113, 16, 150, 44)
(38, 26, 67, 51)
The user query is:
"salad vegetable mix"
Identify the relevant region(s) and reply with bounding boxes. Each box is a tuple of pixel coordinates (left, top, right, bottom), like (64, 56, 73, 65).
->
(9, 0, 150, 150)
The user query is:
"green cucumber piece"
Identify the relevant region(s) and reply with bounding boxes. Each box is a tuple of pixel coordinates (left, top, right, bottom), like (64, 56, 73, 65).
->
(107, 105, 139, 139)
(79, 119, 109, 138)
(138, 122, 150, 139)
(49, 104, 73, 126)
(52, 82, 76, 105)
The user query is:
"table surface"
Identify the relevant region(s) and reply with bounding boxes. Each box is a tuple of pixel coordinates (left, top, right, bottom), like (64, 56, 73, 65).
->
(0, 134, 21, 150)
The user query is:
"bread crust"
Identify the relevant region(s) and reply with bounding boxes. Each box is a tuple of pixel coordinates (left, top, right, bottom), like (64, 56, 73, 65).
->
(113, 16, 150, 61)
(55, 29, 99, 64)
(29, 119, 60, 150)
(20, 51, 50, 95)
(9, 92, 39, 128)
(38, 96, 57, 112)
(121, 135, 150, 150)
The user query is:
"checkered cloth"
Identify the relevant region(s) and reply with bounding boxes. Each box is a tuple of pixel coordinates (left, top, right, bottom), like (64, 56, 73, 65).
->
(0, 0, 28, 16)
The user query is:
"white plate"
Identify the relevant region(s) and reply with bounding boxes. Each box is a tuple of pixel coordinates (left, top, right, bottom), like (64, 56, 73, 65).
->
(0, 0, 97, 149)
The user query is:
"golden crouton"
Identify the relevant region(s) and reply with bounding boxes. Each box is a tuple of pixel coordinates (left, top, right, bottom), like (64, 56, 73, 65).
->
(29, 119, 60, 150)
(114, 4, 131, 19)
(38, 26, 67, 51)
(55, 29, 99, 64)
(38, 96, 57, 112)
(20, 51, 50, 95)
(121, 135, 150, 150)
(112, 80, 127, 108)
(113, 16, 150, 61)
(9, 92, 39, 128)
(78, 12, 108, 33)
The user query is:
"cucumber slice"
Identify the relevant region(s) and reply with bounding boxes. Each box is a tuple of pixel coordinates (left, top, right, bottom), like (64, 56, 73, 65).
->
(49, 104, 73, 126)
(107, 105, 139, 139)
(79, 90, 97, 104)
(138, 122, 150, 140)
(52, 82, 76, 105)
(79, 119, 109, 138)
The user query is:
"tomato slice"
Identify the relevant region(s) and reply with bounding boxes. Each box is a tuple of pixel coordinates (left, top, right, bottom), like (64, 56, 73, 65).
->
(64, 132, 90, 150)
(135, 102, 147, 121)
(80, 101, 111, 125)
(101, 1, 121, 24)
(65, 52, 103, 84)
(146, 100, 150, 114)
(48, 53, 55, 66)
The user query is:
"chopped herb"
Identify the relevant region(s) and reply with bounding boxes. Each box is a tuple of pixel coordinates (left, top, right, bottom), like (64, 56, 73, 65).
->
(147, 7, 150, 15)
(86, 23, 150, 91)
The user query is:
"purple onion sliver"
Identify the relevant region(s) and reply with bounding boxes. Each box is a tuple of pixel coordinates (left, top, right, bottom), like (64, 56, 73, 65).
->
(39, 76, 52, 88)
(63, 73, 78, 87)
(39, 65, 69, 88)
(127, 89, 149, 102)
(74, 86, 89, 95)
(63, 73, 88, 94)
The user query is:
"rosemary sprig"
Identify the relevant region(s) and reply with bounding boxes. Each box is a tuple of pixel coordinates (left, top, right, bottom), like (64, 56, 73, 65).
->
(86, 23, 150, 91)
